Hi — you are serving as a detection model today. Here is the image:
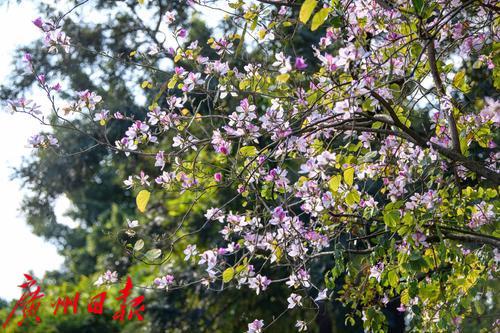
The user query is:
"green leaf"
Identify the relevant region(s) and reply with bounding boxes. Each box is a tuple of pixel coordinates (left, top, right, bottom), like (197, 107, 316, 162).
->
(136, 190, 151, 213)
(388, 269, 399, 288)
(345, 190, 360, 206)
(474, 300, 486, 315)
(299, 0, 317, 24)
(343, 168, 354, 187)
(400, 289, 410, 305)
(311, 7, 329, 31)
(412, 0, 424, 14)
(331, 16, 342, 28)
(145, 248, 162, 261)
(328, 175, 341, 192)
(452, 70, 465, 89)
(235, 265, 246, 273)
(222, 267, 235, 283)
(276, 73, 290, 83)
(239, 79, 250, 90)
(167, 77, 177, 89)
(133, 239, 144, 252)
(383, 210, 400, 228)
(141, 80, 152, 89)
(240, 146, 258, 157)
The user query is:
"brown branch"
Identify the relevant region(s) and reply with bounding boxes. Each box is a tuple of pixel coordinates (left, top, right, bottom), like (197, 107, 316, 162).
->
(371, 91, 500, 184)
(431, 232, 500, 248)
(255, 0, 300, 8)
(426, 39, 461, 154)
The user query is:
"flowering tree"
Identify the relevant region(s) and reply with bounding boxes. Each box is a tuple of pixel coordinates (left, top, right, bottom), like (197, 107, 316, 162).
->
(6, 0, 500, 331)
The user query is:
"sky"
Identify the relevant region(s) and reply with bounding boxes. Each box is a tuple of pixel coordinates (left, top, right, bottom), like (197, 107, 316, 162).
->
(0, 2, 64, 301)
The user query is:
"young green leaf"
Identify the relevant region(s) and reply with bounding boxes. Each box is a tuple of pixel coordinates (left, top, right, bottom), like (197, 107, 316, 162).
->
(145, 248, 162, 261)
(388, 269, 399, 288)
(383, 210, 399, 228)
(134, 239, 144, 252)
(412, 0, 424, 14)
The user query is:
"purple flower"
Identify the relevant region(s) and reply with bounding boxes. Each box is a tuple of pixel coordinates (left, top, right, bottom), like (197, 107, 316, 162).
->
(295, 57, 308, 70)
(23, 53, 32, 62)
(51, 83, 62, 92)
(177, 28, 187, 38)
(32, 17, 43, 29)
(37, 74, 46, 85)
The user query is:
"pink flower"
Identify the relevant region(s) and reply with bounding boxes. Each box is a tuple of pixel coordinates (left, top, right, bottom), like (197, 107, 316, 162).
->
(287, 293, 303, 308)
(412, 231, 428, 247)
(248, 274, 271, 295)
(369, 262, 384, 282)
(214, 172, 222, 182)
(183, 244, 198, 260)
(154, 275, 175, 289)
(315, 289, 328, 301)
(247, 319, 264, 333)
(94, 270, 118, 286)
(155, 151, 166, 170)
(163, 10, 176, 25)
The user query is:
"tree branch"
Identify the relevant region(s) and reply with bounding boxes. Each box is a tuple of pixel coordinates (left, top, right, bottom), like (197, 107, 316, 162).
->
(434, 232, 500, 248)
(255, 0, 300, 7)
(371, 91, 500, 184)
(426, 39, 461, 154)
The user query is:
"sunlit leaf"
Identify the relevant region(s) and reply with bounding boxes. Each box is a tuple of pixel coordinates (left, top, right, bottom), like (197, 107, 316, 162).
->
(343, 168, 354, 187)
(222, 267, 235, 283)
(328, 175, 341, 192)
(240, 146, 258, 157)
(299, 0, 317, 24)
(136, 190, 151, 213)
(311, 8, 329, 31)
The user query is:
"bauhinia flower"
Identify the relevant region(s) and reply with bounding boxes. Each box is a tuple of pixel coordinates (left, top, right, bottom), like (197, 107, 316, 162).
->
(295, 320, 308, 331)
(154, 275, 174, 289)
(287, 293, 303, 309)
(94, 270, 118, 286)
(248, 274, 271, 295)
(163, 10, 176, 25)
(183, 244, 198, 261)
(247, 319, 264, 333)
